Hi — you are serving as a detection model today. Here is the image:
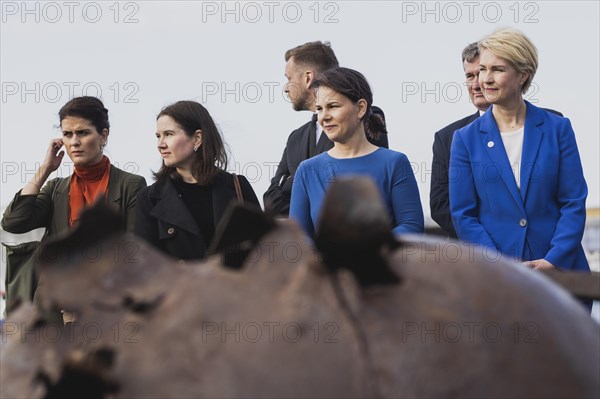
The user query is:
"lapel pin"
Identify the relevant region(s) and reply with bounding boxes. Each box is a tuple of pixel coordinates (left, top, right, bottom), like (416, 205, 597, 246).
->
(487, 141, 494, 148)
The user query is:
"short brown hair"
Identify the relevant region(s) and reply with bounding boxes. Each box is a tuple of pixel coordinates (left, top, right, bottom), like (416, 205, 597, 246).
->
(59, 96, 109, 134)
(284, 41, 339, 73)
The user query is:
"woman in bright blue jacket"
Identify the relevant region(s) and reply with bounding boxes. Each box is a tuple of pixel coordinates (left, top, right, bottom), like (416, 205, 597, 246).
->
(450, 28, 588, 273)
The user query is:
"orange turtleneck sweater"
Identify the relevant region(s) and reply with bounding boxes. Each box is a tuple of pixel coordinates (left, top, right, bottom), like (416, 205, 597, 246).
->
(68, 155, 111, 226)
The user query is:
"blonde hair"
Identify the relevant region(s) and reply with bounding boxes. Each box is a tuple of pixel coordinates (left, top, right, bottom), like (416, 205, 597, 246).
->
(478, 28, 538, 93)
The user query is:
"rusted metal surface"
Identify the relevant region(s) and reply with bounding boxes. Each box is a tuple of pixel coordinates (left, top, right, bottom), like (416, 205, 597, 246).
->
(1, 178, 599, 398)
(539, 269, 600, 300)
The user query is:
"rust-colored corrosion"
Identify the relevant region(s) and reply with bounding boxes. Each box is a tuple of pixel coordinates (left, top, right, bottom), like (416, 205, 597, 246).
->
(1, 178, 598, 398)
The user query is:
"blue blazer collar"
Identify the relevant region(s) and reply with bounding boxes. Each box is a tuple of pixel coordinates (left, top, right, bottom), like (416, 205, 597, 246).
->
(479, 101, 545, 210)
(520, 102, 545, 202)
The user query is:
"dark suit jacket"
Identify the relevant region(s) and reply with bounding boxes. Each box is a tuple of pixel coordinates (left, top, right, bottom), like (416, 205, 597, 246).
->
(264, 107, 389, 216)
(135, 172, 260, 261)
(430, 111, 480, 238)
(430, 107, 563, 238)
(450, 102, 587, 271)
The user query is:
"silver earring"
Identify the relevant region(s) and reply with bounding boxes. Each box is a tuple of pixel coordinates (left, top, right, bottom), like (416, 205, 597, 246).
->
(193, 145, 199, 152)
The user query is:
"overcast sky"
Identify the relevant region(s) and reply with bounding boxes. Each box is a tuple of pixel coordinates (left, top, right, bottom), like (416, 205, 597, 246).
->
(1, 0, 599, 218)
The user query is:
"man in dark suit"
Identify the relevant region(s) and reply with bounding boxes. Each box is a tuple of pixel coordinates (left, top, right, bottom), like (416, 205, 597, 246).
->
(264, 41, 388, 216)
(430, 42, 490, 238)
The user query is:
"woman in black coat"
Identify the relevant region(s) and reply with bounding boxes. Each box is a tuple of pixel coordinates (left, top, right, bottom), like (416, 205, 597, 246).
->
(135, 101, 260, 260)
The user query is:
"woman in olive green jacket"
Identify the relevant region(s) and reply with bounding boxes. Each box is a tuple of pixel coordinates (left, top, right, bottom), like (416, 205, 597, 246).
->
(1, 97, 146, 312)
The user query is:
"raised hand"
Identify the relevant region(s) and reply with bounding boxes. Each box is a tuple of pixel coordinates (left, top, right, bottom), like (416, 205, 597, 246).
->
(21, 138, 65, 195)
(42, 138, 66, 174)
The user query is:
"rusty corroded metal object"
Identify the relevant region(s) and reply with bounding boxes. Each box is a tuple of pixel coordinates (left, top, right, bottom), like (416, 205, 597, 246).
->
(1, 178, 599, 398)
(539, 269, 600, 300)
(316, 177, 400, 286)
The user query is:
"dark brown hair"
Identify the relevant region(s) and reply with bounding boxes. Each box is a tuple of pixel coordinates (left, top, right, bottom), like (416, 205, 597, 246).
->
(310, 67, 385, 141)
(284, 41, 339, 73)
(58, 96, 109, 133)
(154, 101, 228, 185)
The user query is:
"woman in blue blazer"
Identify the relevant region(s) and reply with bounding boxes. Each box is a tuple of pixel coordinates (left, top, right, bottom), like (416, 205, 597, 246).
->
(450, 29, 589, 273)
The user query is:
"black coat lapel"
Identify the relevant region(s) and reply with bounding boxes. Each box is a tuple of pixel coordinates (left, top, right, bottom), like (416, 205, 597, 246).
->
(211, 172, 237, 228)
(305, 118, 317, 158)
(149, 178, 201, 236)
(316, 130, 333, 154)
